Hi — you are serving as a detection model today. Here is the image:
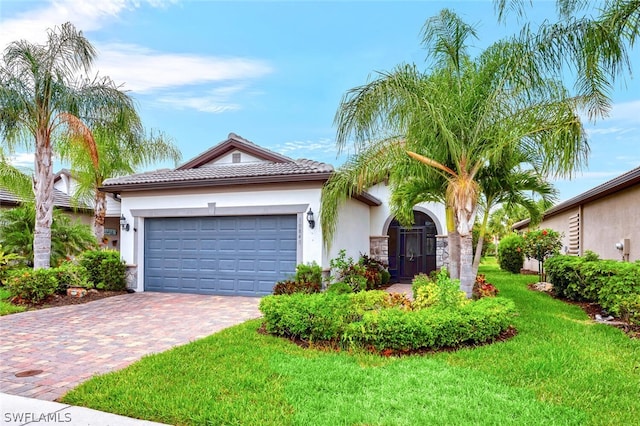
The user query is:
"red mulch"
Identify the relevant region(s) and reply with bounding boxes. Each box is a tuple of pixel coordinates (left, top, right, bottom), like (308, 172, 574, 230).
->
(11, 290, 128, 310)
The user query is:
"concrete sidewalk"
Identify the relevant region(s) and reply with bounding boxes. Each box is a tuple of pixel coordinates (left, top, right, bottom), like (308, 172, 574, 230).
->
(1, 393, 168, 426)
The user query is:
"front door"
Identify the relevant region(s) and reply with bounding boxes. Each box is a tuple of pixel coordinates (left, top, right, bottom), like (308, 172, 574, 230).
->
(388, 211, 437, 283)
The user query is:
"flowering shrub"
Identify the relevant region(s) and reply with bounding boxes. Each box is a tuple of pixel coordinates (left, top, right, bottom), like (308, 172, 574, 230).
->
(522, 228, 562, 262)
(6, 268, 58, 303)
(472, 274, 499, 299)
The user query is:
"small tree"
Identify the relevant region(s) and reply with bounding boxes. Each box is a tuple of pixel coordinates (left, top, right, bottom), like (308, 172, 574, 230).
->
(522, 228, 563, 281)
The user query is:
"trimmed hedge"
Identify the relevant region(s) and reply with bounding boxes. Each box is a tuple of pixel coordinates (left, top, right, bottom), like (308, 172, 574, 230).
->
(545, 255, 640, 324)
(259, 290, 516, 351)
(6, 268, 58, 303)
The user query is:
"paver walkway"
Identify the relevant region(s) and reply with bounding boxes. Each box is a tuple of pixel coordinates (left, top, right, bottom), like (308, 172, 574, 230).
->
(0, 293, 261, 401)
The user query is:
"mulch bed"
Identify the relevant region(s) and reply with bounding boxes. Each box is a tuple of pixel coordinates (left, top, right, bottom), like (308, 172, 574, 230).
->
(527, 283, 640, 339)
(12, 290, 128, 311)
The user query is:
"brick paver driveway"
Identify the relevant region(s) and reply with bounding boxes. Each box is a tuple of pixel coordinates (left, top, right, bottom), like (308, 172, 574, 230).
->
(0, 293, 261, 401)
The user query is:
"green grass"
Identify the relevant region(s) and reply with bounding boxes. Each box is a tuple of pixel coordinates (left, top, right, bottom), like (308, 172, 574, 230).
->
(0, 287, 24, 315)
(62, 261, 640, 425)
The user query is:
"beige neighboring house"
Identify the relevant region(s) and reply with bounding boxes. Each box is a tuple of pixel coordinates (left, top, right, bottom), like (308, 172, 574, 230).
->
(513, 165, 640, 270)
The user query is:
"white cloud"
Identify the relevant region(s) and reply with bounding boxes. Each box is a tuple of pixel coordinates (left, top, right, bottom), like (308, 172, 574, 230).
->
(277, 139, 337, 155)
(0, 0, 176, 48)
(95, 44, 272, 93)
(155, 86, 244, 113)
(8, 153, 35, 169)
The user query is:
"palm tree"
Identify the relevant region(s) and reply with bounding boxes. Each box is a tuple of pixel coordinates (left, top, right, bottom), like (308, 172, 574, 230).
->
(326, 10, 588, 296)
(0, 22, 139, 268)
(496, 0, 639, 119)
(57, 120, 182, 241)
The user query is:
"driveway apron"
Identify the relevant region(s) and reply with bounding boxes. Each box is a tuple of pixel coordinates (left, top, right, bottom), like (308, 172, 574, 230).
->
(0, 293, 262, 401)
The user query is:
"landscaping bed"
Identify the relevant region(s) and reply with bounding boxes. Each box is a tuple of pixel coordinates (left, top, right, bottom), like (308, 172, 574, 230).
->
(11, 289, 128, 310)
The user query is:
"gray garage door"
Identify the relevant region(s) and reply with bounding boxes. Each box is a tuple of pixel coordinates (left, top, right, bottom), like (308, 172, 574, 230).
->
(144, 215, 297, 296)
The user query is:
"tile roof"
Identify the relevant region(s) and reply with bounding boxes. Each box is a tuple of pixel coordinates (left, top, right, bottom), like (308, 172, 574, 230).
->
(0, 188, 92, 211)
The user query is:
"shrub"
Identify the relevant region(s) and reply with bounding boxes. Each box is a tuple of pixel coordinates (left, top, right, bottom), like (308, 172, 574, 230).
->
(53, 262, 91, 294)
(522, 228, 562, 262)
(260, 290, 517, 351)
(6, 268, 59, 303)
(79, 250, 126, 291)
(545, 255, 640, 322)
(0, 244, 23, 285)
(329, 250, 369, 292)
(273, 262, 323, 295)
(497, 234, 525, 273)
(326, 282, 353, 294)
(413, 268, 468, 310)
(346, 297, 516, 351)
(472, 274, 499, 299)
(411, 273, 433, 300)
(358, 254, 387, 289)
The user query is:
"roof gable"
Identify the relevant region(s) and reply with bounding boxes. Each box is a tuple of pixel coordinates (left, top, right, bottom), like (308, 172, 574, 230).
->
(177, 133, 293, 170)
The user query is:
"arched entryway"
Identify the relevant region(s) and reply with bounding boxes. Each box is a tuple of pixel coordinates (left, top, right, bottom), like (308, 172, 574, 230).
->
(387, 211, 437, 283)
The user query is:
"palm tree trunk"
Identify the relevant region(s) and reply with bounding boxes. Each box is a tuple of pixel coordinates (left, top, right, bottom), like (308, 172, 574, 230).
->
(93, 190, 107, 242)
(33, 132, 53, 269)
(446, 206, 460, 279)
(472, 209, 490, 275)
(459, 233, 474, 298)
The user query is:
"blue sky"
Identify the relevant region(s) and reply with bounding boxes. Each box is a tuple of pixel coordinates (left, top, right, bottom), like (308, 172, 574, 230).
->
(1, 0, 638, 202)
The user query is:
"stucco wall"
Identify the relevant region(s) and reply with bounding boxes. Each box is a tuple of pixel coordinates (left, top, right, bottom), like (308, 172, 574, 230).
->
(582, 185, 640, 261)
(326, 197, 371, 266)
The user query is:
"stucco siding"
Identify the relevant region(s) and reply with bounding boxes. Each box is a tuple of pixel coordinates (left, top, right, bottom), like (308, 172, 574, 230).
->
(327, 198, 370, 266)
(582, 185, 640, 261)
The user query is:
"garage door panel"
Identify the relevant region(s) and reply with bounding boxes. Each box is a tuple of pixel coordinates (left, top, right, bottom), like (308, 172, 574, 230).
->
(145, 215, 297, 296)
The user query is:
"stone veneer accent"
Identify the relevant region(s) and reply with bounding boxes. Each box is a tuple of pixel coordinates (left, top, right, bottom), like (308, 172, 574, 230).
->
(369, 236, 389, 266)
(436, 235, 449, 270)
(125, 264, 138, 290)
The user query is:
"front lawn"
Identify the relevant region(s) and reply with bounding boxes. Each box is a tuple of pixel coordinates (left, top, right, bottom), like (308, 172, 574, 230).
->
(0, 287, 25, 315)
(62, 262, 640, 425)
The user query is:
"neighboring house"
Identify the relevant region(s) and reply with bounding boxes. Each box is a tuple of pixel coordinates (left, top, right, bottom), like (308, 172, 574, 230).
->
(54, 169, 123, 249)
(513, 165, 640, 270)
(0, 186, 92, 224)
(101, 133, 448, 296)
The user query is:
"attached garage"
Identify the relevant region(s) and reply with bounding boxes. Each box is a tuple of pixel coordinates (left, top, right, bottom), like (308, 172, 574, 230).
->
(144, 215, 297, 296)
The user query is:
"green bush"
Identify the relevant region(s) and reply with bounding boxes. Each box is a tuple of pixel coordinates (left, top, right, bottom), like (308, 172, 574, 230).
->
(79, 250, 126, 291)
(260, 290, 516, 351)
(273, 262, 323, 295)
(326, 282, 353, 294)
(497, 234, 525, 273)
(413, 268, 468, 310)
(53, 262, 91, 294)
(546, 255, 640, 324)
(0, 244, 23, 285)
(347, 297, 516, 350)
(6, 268, 59, 303)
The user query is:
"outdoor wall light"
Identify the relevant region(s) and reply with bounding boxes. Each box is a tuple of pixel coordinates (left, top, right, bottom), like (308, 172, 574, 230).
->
(306, 208, 315, 229)
(120, 214, 130, 232)
(615, 241, 624, 251)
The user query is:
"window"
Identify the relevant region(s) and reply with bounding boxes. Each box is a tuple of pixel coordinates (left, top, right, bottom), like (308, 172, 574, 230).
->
(232, 152, 241, 163)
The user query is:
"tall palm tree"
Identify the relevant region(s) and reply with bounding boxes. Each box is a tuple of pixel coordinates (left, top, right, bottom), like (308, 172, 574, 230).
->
(57, 122, 182, 241)
(496, 0, 639, 119)
(326, 10, 588, 296)
(0, 22, 139, 268)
